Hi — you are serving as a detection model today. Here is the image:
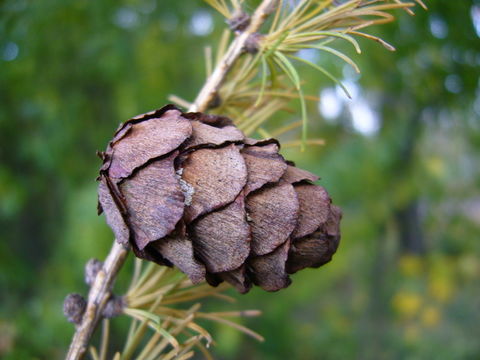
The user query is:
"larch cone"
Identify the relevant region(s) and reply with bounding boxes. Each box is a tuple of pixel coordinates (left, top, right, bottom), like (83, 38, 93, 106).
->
(97, 105, 341, 293)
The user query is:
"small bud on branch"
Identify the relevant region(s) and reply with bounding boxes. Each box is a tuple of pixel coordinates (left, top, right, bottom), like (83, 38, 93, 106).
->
(64, 294, 87, 325)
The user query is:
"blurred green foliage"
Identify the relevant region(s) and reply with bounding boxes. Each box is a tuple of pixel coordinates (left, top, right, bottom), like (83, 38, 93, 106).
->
(1, 0, 480, 358)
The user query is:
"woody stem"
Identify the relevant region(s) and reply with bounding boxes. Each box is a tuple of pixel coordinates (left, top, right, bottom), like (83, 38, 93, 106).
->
(190, 0, 276, 113)
(65, 1, 277, 359)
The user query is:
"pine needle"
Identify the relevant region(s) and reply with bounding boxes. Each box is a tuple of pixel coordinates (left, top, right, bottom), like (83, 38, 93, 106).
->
(254, 55, 269, 107)
(168, 95, 192, 109)
(216, 30, 231, 66)
(192, 340, 214, 360)
(415, 0, 428, 10)
(89, 347, 100, 360)
(285, 31, 362, 54)
(273, 51, 308, 150)
(282, 138, 326, 149)
(270, 120, 302, 137)
(349, 30, 396, 51)
(135, 332, 162, 360)
(152, 326, 180, 352)
(287, 54, 352, 98)
(99, 319, 110, 360)
(196, 313, 265, 342)
(204, 46, 213, 78)
(175, 351, 195, 360)
(203, 0, 231, 18)
(257, 127, 272, 138)
(301, 44, 361, 73)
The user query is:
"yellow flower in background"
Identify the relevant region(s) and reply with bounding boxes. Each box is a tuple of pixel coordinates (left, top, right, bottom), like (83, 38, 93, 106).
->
(399, 255, 423, 277)
(392, 292, 422, 319)
(429, 277, 454, 303)
(421, 306, 441, 328)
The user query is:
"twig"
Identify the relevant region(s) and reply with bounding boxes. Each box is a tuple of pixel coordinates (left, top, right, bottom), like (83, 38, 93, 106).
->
(190, 0, 277, 112)
(65, 1, 277, 359)
(66, 242, 129, 359)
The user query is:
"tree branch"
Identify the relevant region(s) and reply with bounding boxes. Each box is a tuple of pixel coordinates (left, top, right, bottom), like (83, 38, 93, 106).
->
(190, 0, 276, 112)
(66, 242, 129, 359)
(65, 1, 277, 359)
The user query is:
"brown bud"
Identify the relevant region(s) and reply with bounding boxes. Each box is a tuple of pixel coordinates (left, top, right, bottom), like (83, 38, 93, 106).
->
(226, 10, 251, 32)
(85, 258, 103, 286)
(102, 295, 125, 318)
(63, 293, 86, 325)
(97, 105, 341, 293)
(244, 32, 264, 54)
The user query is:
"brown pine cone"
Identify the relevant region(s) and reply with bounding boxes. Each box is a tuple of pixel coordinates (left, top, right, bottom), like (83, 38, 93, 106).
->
(97, 105, 341, 293)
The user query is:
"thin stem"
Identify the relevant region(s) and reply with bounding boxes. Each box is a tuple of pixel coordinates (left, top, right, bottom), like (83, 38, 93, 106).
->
(66, 242, 130, 360)
(190, 0, 278, 112)
(65, 1, 278, 359)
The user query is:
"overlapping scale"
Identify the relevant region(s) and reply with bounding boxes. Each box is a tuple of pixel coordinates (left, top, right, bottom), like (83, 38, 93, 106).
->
(241, 142, 287, 194)
(249, 240, 291, 291)
(119, 152, 185, 250)
(107, 109, 192, 180)
(190, 195, 251, 273)
(181, 144, 248, 223)
(150, 235, 205, 284)
(246, 183, 299, 256)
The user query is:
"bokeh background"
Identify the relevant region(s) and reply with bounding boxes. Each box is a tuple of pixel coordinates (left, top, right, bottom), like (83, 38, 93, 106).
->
(1, 0, 480, 358)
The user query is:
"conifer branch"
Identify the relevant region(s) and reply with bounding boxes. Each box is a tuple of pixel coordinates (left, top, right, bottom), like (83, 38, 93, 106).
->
(65, 1, 278, 359)
(191, 0, 277, 112)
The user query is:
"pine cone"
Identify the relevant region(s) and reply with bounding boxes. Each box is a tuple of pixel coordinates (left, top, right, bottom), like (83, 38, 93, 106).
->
(97, 105, 341, 293)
